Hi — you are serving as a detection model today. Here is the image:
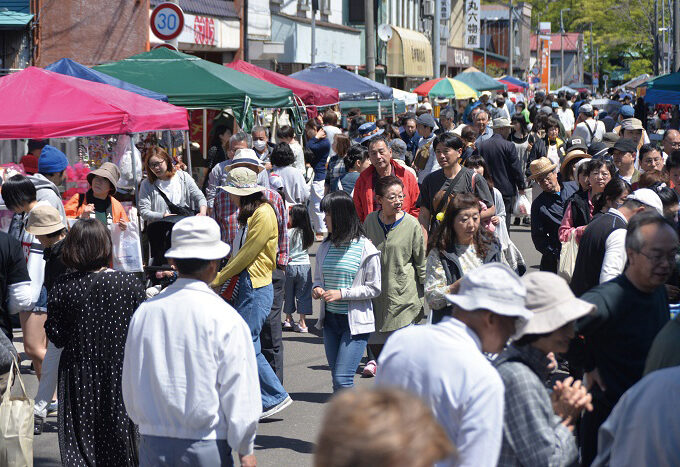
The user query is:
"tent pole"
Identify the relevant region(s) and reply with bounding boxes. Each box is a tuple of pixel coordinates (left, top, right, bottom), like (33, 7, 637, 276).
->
(378, 99, 382, 119)
(392, 100, 395, 120)
(202, 109, 207, 160)
(186, 128, 192, 176)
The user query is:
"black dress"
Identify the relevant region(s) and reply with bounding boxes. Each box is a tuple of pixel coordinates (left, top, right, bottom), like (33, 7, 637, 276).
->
(45, 270, 146, 466)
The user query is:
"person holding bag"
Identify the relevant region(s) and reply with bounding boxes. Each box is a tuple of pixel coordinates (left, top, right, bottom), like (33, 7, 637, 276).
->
(138, 146, 207, 223)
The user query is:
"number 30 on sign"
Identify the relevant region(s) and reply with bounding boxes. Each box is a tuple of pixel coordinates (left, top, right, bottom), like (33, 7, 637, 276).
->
(150, 2, 185, 41)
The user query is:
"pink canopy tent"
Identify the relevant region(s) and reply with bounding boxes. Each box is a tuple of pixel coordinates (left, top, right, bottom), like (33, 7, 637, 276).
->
(225, 60, 339, 117)
(0, 67, 188, 139)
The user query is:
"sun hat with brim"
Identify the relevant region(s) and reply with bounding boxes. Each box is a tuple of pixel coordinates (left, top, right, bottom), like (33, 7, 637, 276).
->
(25, 204, 66, 236)
(445, 263, 532, 321)
(491, 117, 512, 129)
(355, 122, 384, 144)
(228, 148, 265, 173)
(620, 118, 644, 131)
(560, 151, 591, 179)
(165, 216, 231, 260)
(219, 166, 265, 197)
(528, 157, 557, 180)
(515, 272, 595, 338)
(87, 162, 120, 193)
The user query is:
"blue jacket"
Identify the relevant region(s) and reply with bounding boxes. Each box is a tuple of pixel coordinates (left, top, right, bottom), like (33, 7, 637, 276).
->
(307, 137, 331, 182)
(530, 181, 578, 258)
(400, 130, 421, 159)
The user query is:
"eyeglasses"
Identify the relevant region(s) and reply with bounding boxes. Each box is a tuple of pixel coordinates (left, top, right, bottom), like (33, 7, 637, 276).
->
(384, 194, 405, 202)
(149, 161, 165, 169)
(668, 141, 680, 149)
(638, 249, 679, 265)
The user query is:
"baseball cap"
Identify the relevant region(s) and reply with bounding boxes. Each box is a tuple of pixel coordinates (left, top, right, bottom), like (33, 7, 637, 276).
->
(626, 189, 664, 215)
(610, 138, 638, 154)
(619, 105, 635, 118)
(416, 113, 437, 129)
(579, 103, 594, 114)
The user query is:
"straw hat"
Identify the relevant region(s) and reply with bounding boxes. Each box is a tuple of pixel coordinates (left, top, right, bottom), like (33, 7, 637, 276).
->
(25, 204, 66, 236)
(515, 272, 595, 337)
(528, 157, 557, 180)
(219, 166, 265, 197)
(491, 117, 512, 129)
(165, 216, 231, 260)
(560, 151, 591, 179)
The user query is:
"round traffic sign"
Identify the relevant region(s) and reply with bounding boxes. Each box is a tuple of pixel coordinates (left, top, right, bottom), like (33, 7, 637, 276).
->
(150, 2, 184, 41)
(153, 43, 178, 51)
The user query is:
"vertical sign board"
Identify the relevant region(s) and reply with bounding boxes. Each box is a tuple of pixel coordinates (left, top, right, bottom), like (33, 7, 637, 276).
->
(465, 0, 480, 49)
(539, 36, 551, 91)
(441, 0, 450, 20)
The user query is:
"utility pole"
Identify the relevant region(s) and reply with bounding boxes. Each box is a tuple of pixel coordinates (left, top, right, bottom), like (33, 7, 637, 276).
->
(243, 0, 249, 61)
(484, 20, 488, 73)
(675, 0, 680, 71)
(590, 23, 594, 94)
(434, 0, 441, 78)
(596, 46, 599, 94)
(508, 0, 514, 77)
(560, 8, 570, 88)
(655, 0, 660, 75)
(365, 0, 375, 80)
(311, 0, 317, 64)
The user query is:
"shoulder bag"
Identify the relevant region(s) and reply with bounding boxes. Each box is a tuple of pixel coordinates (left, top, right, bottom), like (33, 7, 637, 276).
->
(153, 183, 196, 217)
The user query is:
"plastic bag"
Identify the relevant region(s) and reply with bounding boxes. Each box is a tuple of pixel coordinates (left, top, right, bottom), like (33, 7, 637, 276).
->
(558, 232, 579, 282)
(113, 135, 142, 191)
(111, 210, 143, 273)
(512, 194, 531, 217)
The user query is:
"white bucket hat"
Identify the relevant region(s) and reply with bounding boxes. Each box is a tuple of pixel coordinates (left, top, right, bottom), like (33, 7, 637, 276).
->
(515, 272, 595, 338)
(219, 166, 265, 197)
(165, 217, 231, 260)
(445, 263, 532, 321)
(229, 148, 265, 173)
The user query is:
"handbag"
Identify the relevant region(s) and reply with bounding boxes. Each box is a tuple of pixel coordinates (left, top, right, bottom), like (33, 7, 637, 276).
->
(558, 231, 579, 282)
(0, 356, 33, 467)
(153, 184, 196, 217)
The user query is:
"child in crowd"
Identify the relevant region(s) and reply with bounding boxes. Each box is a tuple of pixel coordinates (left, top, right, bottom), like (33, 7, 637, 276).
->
(326, 134, 351, 193)
(338, 145, 370, 197)
(283, 204, 315, 333)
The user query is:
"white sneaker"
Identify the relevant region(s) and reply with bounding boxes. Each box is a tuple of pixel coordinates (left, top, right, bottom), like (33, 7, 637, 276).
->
(260, 396, 292, 420)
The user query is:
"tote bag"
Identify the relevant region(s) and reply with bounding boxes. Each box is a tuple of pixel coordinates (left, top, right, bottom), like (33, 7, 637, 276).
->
(0, 356, 33, 467)
(111, 208, 144, 273)
(558, 232, 579, 282)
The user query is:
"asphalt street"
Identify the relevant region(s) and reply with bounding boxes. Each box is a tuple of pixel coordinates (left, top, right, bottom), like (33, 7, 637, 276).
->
(16, 223, 541, 466)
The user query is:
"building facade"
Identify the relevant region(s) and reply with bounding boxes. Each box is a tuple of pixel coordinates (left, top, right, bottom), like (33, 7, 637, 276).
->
(530, 32, 583, 88)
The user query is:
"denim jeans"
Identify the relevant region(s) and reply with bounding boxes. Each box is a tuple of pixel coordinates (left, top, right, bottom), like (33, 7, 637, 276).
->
(284, 264, 313, 315)
(139, 435, 233, 467)
(236, 270, 288, 410)
(260, 267, 285, 383)
(322, 311, 369, 392)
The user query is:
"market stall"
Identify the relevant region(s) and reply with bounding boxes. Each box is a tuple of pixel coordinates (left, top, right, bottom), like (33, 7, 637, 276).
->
(641, 73, 680, 105)
(413, 77, 478, 100)
(499, 76, 529, 90)
(455, 67, 507, 92)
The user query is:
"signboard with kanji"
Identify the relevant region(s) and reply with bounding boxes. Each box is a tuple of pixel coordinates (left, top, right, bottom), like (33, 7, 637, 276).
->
(539, 36, 551, 90)
(465, 0, 480, 49)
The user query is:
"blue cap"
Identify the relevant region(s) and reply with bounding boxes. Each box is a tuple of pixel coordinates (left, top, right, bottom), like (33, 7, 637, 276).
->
(619, 105, 634, 118)
(551, 101, 559, 108)
(38, 145, 69, 174)
(355, 122, 384, 144)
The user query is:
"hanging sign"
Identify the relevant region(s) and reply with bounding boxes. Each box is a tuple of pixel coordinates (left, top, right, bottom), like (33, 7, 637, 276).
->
(465, 0, 481, 49)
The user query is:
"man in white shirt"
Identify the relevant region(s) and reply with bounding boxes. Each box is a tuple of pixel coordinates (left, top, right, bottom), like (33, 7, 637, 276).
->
(322, 109, 343, 157)
(572, 103, 605, 146)
(414, 113, 441, 183)
(376, 263, 532, 467)
(122, 217, 260, 466)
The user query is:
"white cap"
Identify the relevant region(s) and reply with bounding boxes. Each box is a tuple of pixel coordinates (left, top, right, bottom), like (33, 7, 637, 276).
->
(445, 263, 532, 321)
(165, 217, 231, 260)
(626, 188, 664, 216)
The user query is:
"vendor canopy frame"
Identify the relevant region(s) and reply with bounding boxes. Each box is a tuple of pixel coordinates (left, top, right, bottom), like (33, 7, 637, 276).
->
(46, 58, 169, 102)
(290, 62, 393, 101)
(94, 48, 294, 110)
(0, 67, 188, 140)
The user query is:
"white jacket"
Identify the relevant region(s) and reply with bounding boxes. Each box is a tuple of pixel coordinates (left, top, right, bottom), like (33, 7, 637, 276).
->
(122, 278, 261, 455)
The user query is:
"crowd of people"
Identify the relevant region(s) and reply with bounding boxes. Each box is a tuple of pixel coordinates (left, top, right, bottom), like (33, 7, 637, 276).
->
(1, 87, 679, 467)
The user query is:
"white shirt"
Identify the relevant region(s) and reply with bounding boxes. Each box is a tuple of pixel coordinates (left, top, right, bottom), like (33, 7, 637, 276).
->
(376, 316, 505, 467)
(156, 176, 182, 205)
(572, 118, 605, 146)
(417, 133, 441, 184)
(557, 108, 575, 132)
(122, 278, 261, 455)
(599, 209, 628, 284)
(289, 140, 306, 173)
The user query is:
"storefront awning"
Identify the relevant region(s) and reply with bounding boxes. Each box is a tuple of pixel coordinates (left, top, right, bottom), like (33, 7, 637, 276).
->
(0, 10, 33, 30)
(387, 26, 433, 79)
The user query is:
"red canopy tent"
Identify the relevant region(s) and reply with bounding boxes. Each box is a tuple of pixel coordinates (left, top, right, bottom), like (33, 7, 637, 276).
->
(497, 79, 524, 93)
(0, 67, 188, 139)
(225, 60, 339, 117)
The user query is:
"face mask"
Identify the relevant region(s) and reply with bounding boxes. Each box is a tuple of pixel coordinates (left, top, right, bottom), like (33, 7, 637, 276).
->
(253, 140, 267, 151)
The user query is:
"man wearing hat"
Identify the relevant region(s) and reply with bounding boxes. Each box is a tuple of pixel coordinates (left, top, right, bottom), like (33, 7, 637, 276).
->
(123, 216, 260, 466)
(376, 263, 533, 467)
(529, 157, 578, 273)
(572, 104, 605, 146)
(576, 211, 677, 465)
(389, 139, 417, 178)
(355, 122, 384, 146)
(477, 117, 526, 231)
(610, 138, 640, 184)
(24, 145, 69, 225)
(618, 117, 650, 150)
(24, 204, 68, 433)
(413, 113, 440, 183)
(570, 188, 664, 297)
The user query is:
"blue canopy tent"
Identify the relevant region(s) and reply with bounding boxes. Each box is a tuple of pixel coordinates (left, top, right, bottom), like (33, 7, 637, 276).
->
(45, 58, 169, 102)
(499, 75, 529, 88)
(642, 73, 680, 105)
(290, 63, 393, 101)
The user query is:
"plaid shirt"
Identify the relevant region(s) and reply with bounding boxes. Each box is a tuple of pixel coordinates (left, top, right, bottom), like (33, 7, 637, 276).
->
(212, 187, 289, 267)
(494, 345, 578, 467)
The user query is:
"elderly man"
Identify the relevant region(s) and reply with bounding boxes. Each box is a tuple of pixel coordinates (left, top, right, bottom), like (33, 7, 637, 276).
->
(618, 118, 647, 149)
(353, 135, 420, 222)
(474, 108, 493, 144)
(572, 103, 605, 146)
(529, 157, 578, 272)
(251, 125, 272, 166)
(570, 189, 663, 297)
(577, 211, 677, 465)
(376, 264, 533, 467)
(122, 217, 260, 466)
(477, 117, 526, 231)
(437, 108, 457, 135)
(389, 139, 417, 178)
(610, 138, 640, 184)
(414, 113, 440, 183)
(661, 128, 680, 161)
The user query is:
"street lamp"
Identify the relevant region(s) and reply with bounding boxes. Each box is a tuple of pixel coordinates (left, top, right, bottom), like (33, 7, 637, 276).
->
(560, 8, 571, 87)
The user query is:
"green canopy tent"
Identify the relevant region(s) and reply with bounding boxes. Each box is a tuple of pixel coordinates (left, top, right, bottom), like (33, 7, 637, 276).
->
(94, 48, 295, 127)
(339, 99, 405, 117)
(454, 66, 507, 92)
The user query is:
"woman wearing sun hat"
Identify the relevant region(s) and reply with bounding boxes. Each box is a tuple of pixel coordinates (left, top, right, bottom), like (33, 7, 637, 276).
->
(211, 166, 292, 419)
(494, 271, 595, 467)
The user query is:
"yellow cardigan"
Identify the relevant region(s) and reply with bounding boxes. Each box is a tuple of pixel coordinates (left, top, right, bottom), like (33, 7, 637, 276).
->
(212, 202, 278, 289)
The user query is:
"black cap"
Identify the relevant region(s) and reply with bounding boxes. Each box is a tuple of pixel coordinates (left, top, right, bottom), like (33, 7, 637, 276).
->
(588, 142, 609, 159)
(416, 113, 437, 128)
(610, 138, 638, 154)
(565, 137, 588, 154)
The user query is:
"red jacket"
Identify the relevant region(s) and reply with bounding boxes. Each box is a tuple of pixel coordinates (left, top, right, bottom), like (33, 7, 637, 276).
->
(353, 159, 420, 222)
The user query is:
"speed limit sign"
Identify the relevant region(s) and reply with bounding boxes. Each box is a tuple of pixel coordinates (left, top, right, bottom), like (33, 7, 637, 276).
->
(150, 3, 184, 41)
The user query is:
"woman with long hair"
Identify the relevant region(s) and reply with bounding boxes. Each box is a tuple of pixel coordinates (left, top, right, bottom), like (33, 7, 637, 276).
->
(283, 204, 315, 332)
(592, 178, 632, 217)
(313, 191, 381, 391)
(510, 114, 531, 180)
(45, 219, 145, 465)
(211, 167, 291, 418)
(528, 116, 565, 167)
(326, 134, 352, 193)
(363, 176, 425, 376)
(558, 159, 617, 243)
(270, 142, 310, 206)
(425, 193, 502, 324)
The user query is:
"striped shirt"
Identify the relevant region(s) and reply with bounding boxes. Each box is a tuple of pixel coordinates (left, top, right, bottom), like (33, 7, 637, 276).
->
(322, 238, 365, 314)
